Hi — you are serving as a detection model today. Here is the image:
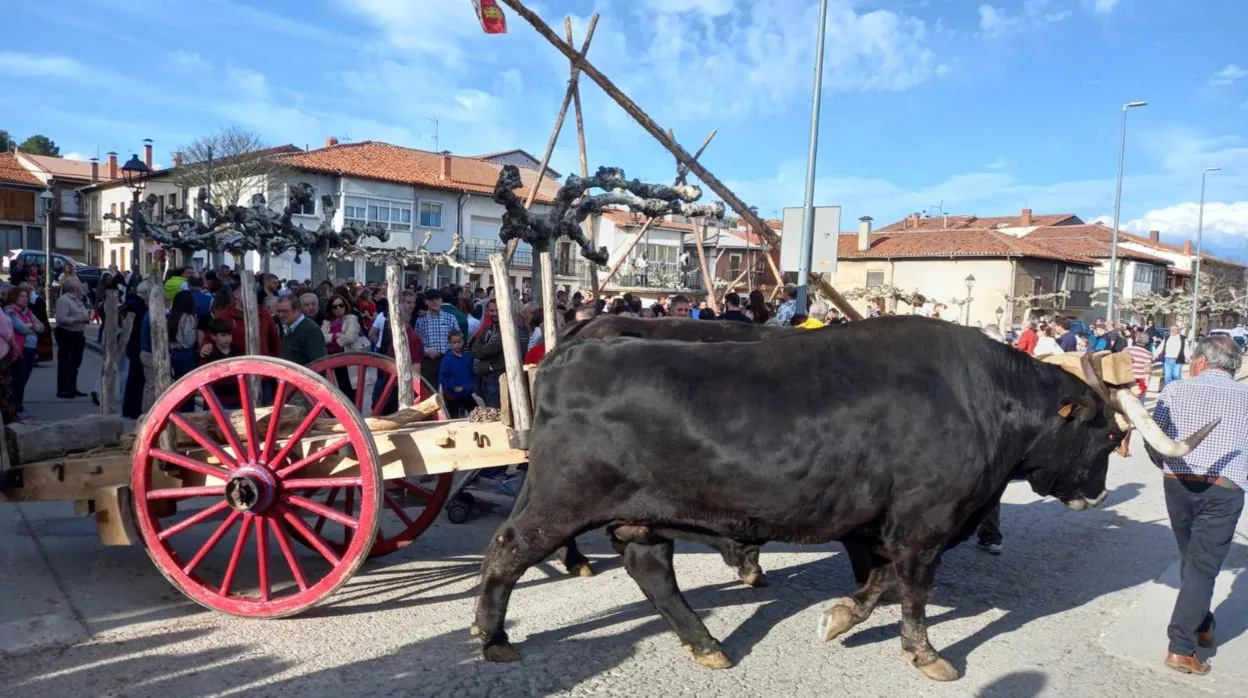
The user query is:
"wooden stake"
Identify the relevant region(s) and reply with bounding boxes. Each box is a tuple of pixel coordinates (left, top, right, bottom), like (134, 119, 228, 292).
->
(239, 270, 261, 403)
(497, 0, 862, 321)
(147, 286, 174, 452)
(386, 264, 415, 408)
(566, 16, 599, 295)
(504, 12, 600, 265)
(763, 245, 786, 302)
(101, 289, 119, 416)
(691, 220, 719, 313)
(489, 253, 532, 434)
(539, 250, 558, 353)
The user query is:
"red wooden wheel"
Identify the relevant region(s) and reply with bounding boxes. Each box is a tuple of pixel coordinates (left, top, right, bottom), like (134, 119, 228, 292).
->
(306, 352, 453, 557)
(131, 356, 382, 618)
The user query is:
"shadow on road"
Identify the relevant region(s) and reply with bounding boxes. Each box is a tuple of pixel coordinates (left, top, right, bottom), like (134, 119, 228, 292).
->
(977, 670, 1048, 697)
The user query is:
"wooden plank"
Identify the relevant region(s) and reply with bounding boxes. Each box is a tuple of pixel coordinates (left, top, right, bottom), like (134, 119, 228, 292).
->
(386, 264, 415, 407)
(286, 420, 528, 479)
(566, 17, 600, 295)
(499, 371, 513, 428)
(0, 454, 137, 503)
(489, 254, 532, 433)
(101, 289, 119, 415)
(539, 250, 558, 352)
(691, 219, 719, 313)
(94, 485, 139, 546)
(146, 286, 175, 453)
(1039, 351, 1134, 387)
(5, 414, 125, 465)
(239, 270, 261, 404)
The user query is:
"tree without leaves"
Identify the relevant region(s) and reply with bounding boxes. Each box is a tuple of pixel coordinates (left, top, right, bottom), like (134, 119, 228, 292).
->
(171, 126, 292, 209)
(18, 134, 60, 156)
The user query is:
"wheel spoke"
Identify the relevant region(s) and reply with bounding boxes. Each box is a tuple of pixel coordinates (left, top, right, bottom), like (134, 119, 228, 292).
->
(150, 449, 230, 483)
(396, 480, 436, 503)
(182, 510, 241, 576)
(282, 477, 363, 489)
(218, 516, 253, 596)
(371, 374, 398, 415)
(147, 485, 226, 500)
(269, 517, 307, 591)
(353, 367, 366, 411)
(286, 493, 359, 530)
(312, 488, 340, 535)
(275, 438, 351, 479)
(157, 501, 230, 542)
(268, 403, 326, 469)
(256, 517, 270, 602)
(384, 493, 416, 527)
(236, 376, 259, 463)
(344, 488, 355, 548)
(261, 380, 290, 465)
(168, 412, 238, 469)
(199, 386, 245, 461)
(279, 504, 342, 566)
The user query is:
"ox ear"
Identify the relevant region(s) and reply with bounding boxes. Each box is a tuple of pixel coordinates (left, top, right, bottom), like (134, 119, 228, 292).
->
(1057, 396, 1098, 422)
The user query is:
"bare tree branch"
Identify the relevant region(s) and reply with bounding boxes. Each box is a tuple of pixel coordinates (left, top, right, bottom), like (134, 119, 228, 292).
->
(170, 126, 293, 209)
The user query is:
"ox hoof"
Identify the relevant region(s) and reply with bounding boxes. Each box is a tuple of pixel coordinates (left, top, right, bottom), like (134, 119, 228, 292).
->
(692, 649, 734, 670)
(567, 562, 595, 578)
(468, 625, 485, 638)
(483, 643, 522, 663)
(818, 600, 857, 643)
(739, 568, 769, 588)
(904, 651, 959, 682)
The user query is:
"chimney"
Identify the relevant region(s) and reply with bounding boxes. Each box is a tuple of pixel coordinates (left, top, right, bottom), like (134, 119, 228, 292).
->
(107, 151, 118, 180)
(857, 216, 873, 252)
(143, 138, 153, 169)
(172, 151, 183, 168)
(1020, 207, 1032, 227)
(1183, 240, 1192, 255)
(325, 136, 339, 147)
(89, 157, 99, 183)
(440, 150, 452, 181)
(1149, 229, 1160, 242)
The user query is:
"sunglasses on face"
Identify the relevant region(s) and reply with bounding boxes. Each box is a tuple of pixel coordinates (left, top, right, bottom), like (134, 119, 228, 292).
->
(332, 303, 346, 309)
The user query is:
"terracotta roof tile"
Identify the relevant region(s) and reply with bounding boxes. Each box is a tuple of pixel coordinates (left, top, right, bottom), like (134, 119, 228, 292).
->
(1024, 225, 1173, 264)
(18, 153, 117, 182)
(0, 152, 43, 187)
(878, 212, 1081, 232)
(273, 141, 562, 203)
(839, 228, 1094, 263)
(1122, 231, 1247, 269)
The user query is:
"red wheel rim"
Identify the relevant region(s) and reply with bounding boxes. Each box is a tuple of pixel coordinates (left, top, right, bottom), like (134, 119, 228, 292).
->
(306, 352, 452, 557)
(131, 356, 381, 618)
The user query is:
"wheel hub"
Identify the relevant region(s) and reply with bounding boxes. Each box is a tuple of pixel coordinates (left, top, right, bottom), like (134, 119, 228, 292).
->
(224, 466, 278, 513)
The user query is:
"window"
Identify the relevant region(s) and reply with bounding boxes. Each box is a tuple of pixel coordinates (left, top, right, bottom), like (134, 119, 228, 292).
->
(169, 193, 178, 209)
(1064, 267, 1093, 292)
(120, 202, 127, 217)
(728, 253, 743, 278)
(25, 226, 40, 250)
(110, 202, 117, 218)
(390, 204, 412, 231)
(419, 201, 443, 228)
(866, 271, 885, 287)
(344, 196, 411, 231)
(286, 187, 315, 216)
(365, 262, 386, 284)
(344, 196, 367, 227)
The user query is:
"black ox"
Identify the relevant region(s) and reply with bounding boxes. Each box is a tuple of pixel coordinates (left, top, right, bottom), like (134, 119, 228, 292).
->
(472, 316, 1214, 681)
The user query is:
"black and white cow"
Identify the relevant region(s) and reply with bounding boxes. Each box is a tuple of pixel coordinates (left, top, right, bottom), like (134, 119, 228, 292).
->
(473, 316, 1214, 680)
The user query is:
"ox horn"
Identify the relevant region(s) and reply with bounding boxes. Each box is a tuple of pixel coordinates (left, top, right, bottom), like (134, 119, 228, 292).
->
(1077, 352, 1218, 457)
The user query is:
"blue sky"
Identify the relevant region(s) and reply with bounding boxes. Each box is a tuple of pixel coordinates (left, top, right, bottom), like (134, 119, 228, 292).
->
(3, 0, 1246, 258)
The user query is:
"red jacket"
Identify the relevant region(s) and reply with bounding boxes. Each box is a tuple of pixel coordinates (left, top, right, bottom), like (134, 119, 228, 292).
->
(214, 305, 281, 356)
(1014, 328, 1038, 355)
(524, 341, 545, 365)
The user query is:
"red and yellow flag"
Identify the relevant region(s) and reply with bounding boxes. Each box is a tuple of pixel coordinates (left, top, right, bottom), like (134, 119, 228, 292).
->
(472, 0, 508, 34)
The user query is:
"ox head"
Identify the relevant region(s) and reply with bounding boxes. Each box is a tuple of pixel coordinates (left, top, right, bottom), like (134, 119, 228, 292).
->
(1023, 353, 1218, 512)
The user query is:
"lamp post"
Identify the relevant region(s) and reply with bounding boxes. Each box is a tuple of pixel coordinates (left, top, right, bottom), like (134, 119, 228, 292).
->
(120, 153, 150, 280)
(964, 274, 976, 325)
(1106, 100, 1148, 324)
(794, 0, 830, 312)
(1189, 167, 1220, 337)
(40, 188, 54, 308)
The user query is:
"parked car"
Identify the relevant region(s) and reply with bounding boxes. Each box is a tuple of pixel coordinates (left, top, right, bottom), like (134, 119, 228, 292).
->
(4, 249, 106, 290)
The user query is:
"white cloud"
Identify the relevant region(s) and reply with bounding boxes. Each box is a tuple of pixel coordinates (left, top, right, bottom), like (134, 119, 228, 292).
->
(1209, 64, 1248, 86)
(1126, 201, 1248, 242)
(1086, 0, 1120, 14)
(0, 52, 88, 78)
(62, 152, 88, 161)
(171, 50, 212, 72)
(986, 157, 1008, 170)
(979, 1, 1071, 39)
(639, 0, 735, 16)
(227, 67, 269, 98)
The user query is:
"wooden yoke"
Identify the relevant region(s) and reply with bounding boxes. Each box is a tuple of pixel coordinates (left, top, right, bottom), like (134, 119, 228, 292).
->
(1038, 351, 1135, 387)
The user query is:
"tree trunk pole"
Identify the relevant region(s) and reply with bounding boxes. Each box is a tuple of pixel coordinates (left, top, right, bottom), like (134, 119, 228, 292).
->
(496, 0, 861, 321)
(763, 246, 786, 302)
(386, 264, 414, 408)
(539, 250, 558, 353)
(691, 220, 719, 313)
(566, 17, 600, 295)
(489, 253, 531, 434)
(239, 270, 261, 403)
(504, 12, 600, 266)
(101, 289, 119, 415)
(147, 287, 174, 452)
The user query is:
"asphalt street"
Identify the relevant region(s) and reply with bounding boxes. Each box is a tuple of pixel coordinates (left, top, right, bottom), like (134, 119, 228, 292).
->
(2, 343, 1245, 697)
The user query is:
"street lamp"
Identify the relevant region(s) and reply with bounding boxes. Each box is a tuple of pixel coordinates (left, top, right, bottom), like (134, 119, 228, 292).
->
(794, 0, 830, 312)
(1190, 166, 1221, 336)
(121, 153, 150, 279)
(1106, 100, 1148, 324)
(40, 188, 54, 307)
(996, 305, 1005, 327)
(964, 274, 976, 325)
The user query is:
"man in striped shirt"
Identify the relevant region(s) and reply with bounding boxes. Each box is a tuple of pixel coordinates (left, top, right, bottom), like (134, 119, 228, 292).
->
(1127, 334, 1155, 397)
(1147, 335, 1248, 676)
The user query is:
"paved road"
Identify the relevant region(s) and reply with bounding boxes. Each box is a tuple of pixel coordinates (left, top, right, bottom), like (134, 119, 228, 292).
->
(2, 347, 1246, 697)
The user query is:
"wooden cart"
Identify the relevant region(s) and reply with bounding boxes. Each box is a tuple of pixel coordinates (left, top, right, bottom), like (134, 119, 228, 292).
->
(0, 353, 527, 618)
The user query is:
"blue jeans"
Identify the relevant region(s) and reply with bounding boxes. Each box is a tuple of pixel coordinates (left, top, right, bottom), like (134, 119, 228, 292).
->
(1163, 359, 1183, 385)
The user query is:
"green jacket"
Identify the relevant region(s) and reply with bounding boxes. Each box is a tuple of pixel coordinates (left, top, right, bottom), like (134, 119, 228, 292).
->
(281, 315, 326, 366)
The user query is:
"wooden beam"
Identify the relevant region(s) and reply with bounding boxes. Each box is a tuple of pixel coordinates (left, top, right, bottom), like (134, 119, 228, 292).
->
(566, 17, 599, 295)
(691, 220, 719, 313)
(386, 264, 415, 408)
(496, 0, 862, 321)
(239, 270, 261, 403)
(539, 250, 558, 352)
(504, 12, 599, 265)
(489, 254, 532, 434)
(101, 289, 119, 415)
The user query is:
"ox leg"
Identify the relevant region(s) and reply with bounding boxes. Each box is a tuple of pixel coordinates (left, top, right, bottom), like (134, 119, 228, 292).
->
(819, 561, 896, 643)
(555, 538, 595, 577)
(711, 540, 767, 588)
(621, 539, 732, 669)
(472, 515, 573, 663)
(896, 560, 958, 682)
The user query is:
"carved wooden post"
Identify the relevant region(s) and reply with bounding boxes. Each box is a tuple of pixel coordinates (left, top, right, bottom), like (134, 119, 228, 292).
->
(147, 287, 174, 452)
(539, 250, 558, 353)
(239, 270, 261, 403)
(489, 253, 531, 435)
(101, 289, 119, 415)
(566, 17, 599, 295)
(386, 264, 414, 408)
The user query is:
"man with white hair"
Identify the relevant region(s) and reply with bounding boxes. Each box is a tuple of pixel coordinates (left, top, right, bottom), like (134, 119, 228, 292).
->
(796, 302, 827, 329)
(53, 276, 91, 398)
(1149, 335, 1248, 676)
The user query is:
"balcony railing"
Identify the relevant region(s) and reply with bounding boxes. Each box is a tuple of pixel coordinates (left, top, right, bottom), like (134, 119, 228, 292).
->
(461, 242, 531, 268)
